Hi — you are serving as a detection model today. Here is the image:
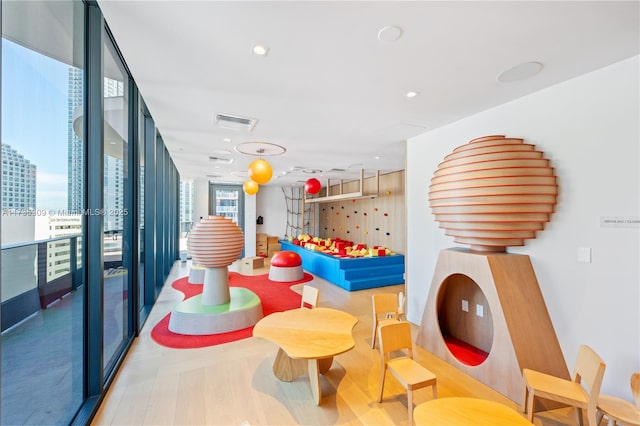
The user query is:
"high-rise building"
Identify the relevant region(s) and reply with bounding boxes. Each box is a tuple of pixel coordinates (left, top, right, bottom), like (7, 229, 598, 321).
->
(1, 143, 37, 210)
(67, 66, 84, 212)
(103, 77, 125, 234)
(35, 213, 83, 281)
(104, 155, 124, 233)
(179, 179, 194, 233)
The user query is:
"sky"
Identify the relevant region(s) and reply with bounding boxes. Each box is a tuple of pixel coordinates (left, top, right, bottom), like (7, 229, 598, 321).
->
(2, 38, 72, 211)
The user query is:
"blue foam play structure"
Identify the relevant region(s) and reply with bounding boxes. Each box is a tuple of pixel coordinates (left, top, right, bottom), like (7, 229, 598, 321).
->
(279, 240, 405, 291)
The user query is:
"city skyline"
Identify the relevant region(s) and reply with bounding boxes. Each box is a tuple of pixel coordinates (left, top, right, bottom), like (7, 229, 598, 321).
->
(2, 38, 69, 211)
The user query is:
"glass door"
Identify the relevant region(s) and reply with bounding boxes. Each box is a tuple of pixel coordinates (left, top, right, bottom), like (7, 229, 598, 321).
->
(210, 184, 243, 225)
(209, 184, 245, 256)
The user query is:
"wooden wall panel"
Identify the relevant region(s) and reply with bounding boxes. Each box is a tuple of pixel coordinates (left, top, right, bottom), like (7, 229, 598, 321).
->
(438, 274, 493, 353)
(317, 171, 405, 254)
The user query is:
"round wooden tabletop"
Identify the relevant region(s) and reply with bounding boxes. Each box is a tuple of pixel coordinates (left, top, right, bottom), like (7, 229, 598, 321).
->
(414, 397, 531, 425)
(598, 395, 640, 426)
(253, 307, 358, 359)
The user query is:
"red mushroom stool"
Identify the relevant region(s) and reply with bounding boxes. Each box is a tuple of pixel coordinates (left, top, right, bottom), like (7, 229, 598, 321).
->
(269, 251, 304, 282)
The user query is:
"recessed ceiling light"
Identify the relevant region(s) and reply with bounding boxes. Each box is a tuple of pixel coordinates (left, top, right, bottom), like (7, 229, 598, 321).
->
(497, 61, 543, 83)
(405, 91, 419, 98)
(378, 25, 403, 43)
(223, 138, 232, 143)
(252, 44, 269, 56)
(374, 156, 380, 160)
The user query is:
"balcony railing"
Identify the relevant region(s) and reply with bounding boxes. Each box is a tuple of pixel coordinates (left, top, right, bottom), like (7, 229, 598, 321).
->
(1, 235, 83, 332)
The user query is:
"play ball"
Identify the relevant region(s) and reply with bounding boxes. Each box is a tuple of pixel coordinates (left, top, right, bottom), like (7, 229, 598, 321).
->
(304, 178, 321, 194)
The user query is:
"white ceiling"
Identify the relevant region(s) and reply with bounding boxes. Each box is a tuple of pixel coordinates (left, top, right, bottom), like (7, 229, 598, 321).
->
(97, 1, 639, 187)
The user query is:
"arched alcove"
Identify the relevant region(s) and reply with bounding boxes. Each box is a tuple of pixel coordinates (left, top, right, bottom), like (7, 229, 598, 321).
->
(417, 248, 569, 405)
(437, 273, 492, 366)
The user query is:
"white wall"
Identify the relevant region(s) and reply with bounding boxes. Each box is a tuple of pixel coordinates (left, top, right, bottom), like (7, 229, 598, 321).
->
(256, 185, 289, 239)
(406, 56, 639, 398)
(192, 178, 209, 222)
(244, 193, 257, 257)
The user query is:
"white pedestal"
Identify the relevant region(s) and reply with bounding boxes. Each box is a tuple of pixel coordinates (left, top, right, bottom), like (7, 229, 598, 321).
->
(188, 266, 205, 284)
(269, 265, 304, 282)
(202, 267, 230, 306)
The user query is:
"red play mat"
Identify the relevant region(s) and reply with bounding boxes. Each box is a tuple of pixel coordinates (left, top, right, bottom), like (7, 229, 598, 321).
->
(150, 271, 313, 349)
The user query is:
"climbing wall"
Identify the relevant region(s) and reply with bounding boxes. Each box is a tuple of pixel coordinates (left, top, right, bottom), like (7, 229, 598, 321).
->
(318, 170, 405, 254)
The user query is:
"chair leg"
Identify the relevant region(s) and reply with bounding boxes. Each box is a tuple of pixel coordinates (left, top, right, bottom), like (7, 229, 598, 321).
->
(526, 390, 535, 423)
(371, 320, 377, 348)
(378, 364, 386, 403)
(586, 406, 598, 426)
(432, 383, 437, 399)
(522, 383, 529, 414)
(575, 406, 584, 426)
(407, 389, 414, 426)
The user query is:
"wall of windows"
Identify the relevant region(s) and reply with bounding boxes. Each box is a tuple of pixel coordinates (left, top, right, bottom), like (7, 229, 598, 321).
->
(0, 1, 179, 423)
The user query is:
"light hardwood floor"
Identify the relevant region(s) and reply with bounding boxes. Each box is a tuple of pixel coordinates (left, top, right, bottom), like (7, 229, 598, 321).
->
(92, 259, 579, 426)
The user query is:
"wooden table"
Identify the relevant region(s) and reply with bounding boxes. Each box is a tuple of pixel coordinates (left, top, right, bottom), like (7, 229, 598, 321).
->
(414, 397, 531, 425)
(252, 307, 358, 405)
(597, 395, 640, 426)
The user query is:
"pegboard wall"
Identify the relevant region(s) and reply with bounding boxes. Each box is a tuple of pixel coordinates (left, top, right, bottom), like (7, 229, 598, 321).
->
(318, 170, 405, 254)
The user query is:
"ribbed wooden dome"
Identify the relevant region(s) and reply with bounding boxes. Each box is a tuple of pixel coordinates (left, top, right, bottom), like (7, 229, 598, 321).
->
(187, 215, 245, 267)
(429, 135, 558, 252)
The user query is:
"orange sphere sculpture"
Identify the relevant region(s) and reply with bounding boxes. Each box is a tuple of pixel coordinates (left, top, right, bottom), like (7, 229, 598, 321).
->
(187, 216, 245, 267)
(243, 179, 259, 195)
(248, 159, 273, 184)
(429, 135, 558, 252)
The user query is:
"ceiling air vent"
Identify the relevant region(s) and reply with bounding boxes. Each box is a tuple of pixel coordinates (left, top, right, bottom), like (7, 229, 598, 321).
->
(209, 156, 234, 164)
(213, 113, 257, 132)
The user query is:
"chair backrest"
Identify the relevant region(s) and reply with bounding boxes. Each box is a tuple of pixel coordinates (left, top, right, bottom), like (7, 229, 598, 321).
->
(372, 293, 399, 319)
(378, 321, 413, 360)
(572, 345, 606, 404)
(631, 372, 640, 410)
(301, 285, 319, 308)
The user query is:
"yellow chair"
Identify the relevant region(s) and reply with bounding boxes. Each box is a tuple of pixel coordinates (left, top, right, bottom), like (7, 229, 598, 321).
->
(596, 372, 640, 426)
(300, 285, 319, 308)
(377, 321, 437, 425)
(371, 293, 400, 348)
(523, 344, 606, 426)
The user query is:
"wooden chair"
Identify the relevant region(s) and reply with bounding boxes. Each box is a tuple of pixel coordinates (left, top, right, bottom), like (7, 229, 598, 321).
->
(596, 372, 640, 426)
(300, 285, 319, 308)
(377, 321, 437, 425)
(398, 291, 406, 320)
(371, 293, 400, 348)
(523, 344, 606, 426)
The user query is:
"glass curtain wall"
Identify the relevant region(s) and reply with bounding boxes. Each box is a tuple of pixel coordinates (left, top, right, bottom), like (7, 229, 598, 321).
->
(102, 30, 130, 374)
(137, 98, 146, 318)
(0, 1, 85, 424)
(0, 1, 180, 423)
